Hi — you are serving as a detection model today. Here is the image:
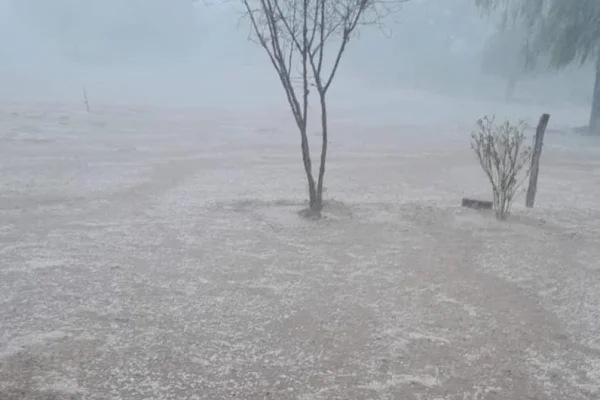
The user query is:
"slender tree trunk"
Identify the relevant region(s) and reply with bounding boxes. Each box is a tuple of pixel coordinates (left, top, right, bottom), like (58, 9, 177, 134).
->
(300, 129, 317, 209)
(301, 0, 319, 211)
(316, 92, 328, 208)
(589, 53, 600, 136)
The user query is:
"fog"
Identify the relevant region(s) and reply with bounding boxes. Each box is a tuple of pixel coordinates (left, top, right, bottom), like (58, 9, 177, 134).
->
(2, 2, 600, 399)
(0, 0, 594, 116)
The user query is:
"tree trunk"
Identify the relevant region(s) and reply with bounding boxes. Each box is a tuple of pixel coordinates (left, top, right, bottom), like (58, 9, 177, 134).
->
(299, 128, 318, 209)
(589, 54, 600, 136)
(316, 92, 328, 209)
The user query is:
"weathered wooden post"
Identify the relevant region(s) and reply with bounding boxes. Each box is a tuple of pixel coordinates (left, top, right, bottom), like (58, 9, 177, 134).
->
(526, 113, 550, 208)
(82, 85, 90, 113)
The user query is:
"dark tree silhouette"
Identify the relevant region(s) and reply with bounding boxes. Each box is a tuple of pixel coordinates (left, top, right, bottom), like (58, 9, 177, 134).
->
(242, 0, 404, 216)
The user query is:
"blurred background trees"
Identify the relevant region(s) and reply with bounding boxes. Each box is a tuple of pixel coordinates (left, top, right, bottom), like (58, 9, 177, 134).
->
(476, 0, 600, 134)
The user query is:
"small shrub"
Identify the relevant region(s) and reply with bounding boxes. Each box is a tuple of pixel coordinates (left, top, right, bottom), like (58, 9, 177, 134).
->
(471, 116, 532, 220)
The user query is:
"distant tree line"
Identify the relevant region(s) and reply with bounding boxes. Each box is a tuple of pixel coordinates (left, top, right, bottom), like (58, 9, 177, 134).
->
(476, 0, 600, 134)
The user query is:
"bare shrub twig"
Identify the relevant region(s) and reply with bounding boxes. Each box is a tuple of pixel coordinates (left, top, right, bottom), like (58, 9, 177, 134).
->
(471, 116, 532, 220)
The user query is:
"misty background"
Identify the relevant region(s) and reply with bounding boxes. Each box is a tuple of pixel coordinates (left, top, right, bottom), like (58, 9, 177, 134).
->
(0, 0, 594, 114)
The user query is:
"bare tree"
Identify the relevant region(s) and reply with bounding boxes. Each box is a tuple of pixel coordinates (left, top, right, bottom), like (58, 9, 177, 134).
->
(242, 0, 401, 217)
(471, 116, 531, 220)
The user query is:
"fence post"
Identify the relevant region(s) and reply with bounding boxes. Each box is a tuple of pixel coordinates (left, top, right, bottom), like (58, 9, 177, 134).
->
(82, 85, 90, 113)
(526, 113, 550, 208)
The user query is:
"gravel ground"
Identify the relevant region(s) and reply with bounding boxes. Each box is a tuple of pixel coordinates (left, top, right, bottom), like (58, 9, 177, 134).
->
(0, 100, 599, 399)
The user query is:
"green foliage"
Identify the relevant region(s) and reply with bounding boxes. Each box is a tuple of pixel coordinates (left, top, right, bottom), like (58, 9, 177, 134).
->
(475, 0, 600, 69)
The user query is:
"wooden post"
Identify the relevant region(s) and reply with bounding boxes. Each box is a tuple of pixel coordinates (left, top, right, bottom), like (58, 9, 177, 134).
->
(82, 85, 90, 113)
(526, 113, 550, 208)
